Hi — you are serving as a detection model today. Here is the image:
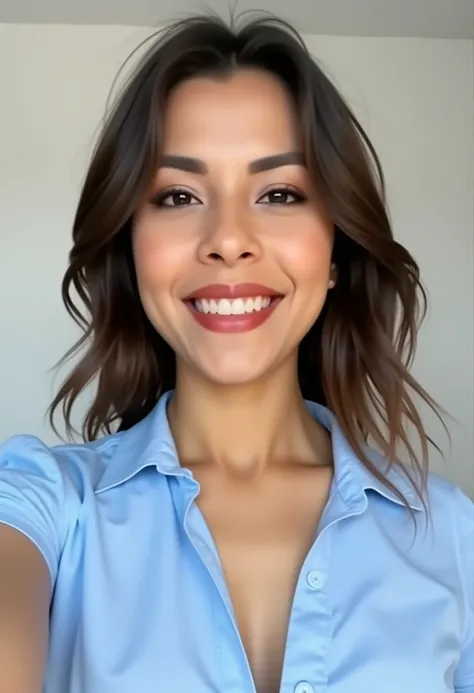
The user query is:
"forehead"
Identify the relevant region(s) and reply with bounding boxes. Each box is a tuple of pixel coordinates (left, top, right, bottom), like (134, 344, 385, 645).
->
(161, 69, 301, 152)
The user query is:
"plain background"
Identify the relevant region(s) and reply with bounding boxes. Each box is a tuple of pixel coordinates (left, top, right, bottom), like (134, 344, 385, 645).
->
(0, 24, 473, 497)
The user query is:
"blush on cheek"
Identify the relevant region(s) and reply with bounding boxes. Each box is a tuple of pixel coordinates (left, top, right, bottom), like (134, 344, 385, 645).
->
(282, 232, 333, 285)
(132, 221, 196, 306)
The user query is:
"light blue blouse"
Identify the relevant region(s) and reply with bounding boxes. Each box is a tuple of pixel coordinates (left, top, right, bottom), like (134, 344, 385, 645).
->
(0, 390, 473, 693)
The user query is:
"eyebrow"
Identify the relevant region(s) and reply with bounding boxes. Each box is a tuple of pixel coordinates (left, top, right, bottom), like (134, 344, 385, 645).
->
(159, 151, 306, 174)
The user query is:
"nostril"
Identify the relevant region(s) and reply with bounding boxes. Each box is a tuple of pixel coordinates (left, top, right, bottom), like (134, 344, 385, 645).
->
(206, 250, 254, 262)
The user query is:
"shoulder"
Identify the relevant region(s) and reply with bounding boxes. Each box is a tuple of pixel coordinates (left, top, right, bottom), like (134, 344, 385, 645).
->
(426, 475, 474, 688)
(0, 431, 124, 582)
(423, 472, 473, 609)
(364, 448, 473, 590)
(425, 470, 473, 536)
(0, 431, 122, 495)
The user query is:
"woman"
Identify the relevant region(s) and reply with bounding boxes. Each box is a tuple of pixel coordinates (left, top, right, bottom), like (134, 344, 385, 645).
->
(0, 13, 472, 693)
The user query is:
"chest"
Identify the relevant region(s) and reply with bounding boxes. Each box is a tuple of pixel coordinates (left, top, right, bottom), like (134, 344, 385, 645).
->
(47, 475, 464, 693)
(192, 465, 333, 693)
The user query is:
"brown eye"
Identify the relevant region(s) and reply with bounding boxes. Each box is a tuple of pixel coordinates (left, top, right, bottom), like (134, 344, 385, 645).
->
(258, 188, 306, 205)
(151, 189, 201, 208)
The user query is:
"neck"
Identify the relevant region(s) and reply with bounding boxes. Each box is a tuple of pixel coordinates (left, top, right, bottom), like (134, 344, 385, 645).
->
(167, 356, 331, 476)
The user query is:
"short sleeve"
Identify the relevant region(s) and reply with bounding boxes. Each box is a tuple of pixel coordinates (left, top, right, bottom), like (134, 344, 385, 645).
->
(0, 434, 78, 587)
(454, 486, 474, 693)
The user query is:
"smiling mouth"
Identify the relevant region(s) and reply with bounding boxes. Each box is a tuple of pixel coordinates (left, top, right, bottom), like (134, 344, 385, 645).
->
(182, 284, 284, 333)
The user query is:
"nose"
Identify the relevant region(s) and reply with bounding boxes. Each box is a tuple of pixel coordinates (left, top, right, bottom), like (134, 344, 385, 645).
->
(196, 205, 262, 267)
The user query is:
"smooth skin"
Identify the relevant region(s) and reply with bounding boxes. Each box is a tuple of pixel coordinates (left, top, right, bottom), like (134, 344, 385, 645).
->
(0, 69, 336, 693)
(0, 524, 50, 693)
(133, 69, 336, 693)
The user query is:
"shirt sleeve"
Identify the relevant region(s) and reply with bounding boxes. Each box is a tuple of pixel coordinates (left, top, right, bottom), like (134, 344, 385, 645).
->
(0, 434, 78, 587)
(454, 485, 474, 693)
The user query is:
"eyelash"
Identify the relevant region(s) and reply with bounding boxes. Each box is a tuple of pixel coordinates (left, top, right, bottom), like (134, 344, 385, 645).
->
(150, 186, 307, 209)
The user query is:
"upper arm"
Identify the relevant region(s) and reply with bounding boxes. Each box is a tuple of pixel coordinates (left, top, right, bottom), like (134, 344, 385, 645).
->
(454, 487, 474, 693)
(0, 435, 78, 693)
(0, 523, 51, 693)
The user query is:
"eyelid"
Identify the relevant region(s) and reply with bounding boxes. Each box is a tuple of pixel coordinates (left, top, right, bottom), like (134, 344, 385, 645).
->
(256, 184, 307, 203)
(150, 186, 203, 207)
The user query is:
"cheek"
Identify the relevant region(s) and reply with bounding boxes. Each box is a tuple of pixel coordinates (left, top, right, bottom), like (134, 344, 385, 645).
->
(278, 223, 333, 286)
(132, 220, 187, 296)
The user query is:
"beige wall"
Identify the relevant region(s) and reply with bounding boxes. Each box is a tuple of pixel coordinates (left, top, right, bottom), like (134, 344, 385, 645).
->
(0, 24, 472, 496)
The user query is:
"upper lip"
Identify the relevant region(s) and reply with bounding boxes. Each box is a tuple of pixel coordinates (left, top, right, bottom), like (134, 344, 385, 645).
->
(184, 283, 283, 300)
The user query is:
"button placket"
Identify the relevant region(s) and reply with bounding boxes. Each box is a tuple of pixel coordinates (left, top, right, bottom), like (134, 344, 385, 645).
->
(280, 525, 334, 693)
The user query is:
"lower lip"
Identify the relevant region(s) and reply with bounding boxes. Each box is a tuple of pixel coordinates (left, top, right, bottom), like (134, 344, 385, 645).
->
(185, 298, 282, 333)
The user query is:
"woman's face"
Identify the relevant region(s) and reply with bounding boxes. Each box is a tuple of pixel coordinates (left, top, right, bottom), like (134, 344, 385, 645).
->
(132, 68, 335, 386)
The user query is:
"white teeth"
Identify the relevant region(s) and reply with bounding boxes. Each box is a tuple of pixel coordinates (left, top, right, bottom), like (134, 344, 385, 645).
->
(232, 298, 246, 315)
(244, 298, 254, 313)
(194, 295, 273, 315)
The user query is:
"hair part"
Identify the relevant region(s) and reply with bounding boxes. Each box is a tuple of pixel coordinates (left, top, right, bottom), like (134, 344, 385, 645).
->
(49, 12, 446, 513)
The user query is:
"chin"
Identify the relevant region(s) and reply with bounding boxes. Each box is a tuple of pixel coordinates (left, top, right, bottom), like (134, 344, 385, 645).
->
(195, 350, 275, 388)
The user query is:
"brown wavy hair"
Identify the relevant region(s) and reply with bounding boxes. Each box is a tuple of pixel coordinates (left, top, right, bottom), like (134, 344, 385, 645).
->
(49, 12, 445, 508)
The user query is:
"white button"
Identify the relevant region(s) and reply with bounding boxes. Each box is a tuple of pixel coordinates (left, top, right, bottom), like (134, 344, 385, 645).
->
(295, 682, 314, 693)
(306, 570, 325, 590)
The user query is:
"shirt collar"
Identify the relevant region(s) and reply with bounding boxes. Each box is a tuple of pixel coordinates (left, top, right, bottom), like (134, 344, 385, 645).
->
(304, 401, 424, 512)
(97, 390, 423, 511)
